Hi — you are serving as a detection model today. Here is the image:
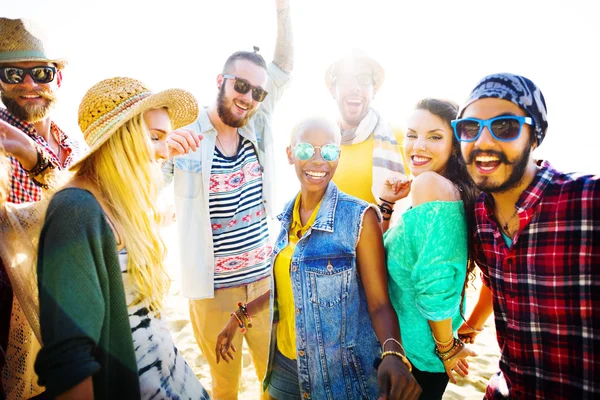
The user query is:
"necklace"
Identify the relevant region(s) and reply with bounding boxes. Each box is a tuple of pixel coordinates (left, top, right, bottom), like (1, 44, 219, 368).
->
(498, 207, 519, 233)
(216, 134, 239, 158)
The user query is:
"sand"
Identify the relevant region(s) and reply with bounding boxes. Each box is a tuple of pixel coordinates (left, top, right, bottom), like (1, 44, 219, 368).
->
(160, 222, 501, 399)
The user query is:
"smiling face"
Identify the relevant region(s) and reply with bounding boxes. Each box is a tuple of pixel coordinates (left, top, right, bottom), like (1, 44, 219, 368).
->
(404, 109, 454, 177)
(330, 59, 375, 128)
(143, 108, 171, 163)
(216, 59, 267, 128)
(0, 61, 61, 122)
(287, 122, 340, 194)
(459, 98, 536, 193)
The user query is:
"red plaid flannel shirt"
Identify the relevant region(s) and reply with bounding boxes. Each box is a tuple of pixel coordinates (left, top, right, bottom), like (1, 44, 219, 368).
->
(0, 108, 75, 204)
(474, 160, 600, 399)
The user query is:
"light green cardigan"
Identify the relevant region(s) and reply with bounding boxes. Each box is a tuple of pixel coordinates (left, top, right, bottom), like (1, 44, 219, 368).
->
(384, 201, 468, 373)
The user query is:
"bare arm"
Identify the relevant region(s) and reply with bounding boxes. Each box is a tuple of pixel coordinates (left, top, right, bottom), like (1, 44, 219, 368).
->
(56, 377, 93, 400)
(357, 208, 421, 400)
(458, 283, 493, 343)
(215, 290, 270, 364)
(0, 119, 38, 170)
(273, 0, 294, 73)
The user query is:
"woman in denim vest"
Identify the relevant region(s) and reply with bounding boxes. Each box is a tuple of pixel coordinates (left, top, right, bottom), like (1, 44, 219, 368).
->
(382, 99, 478, 400)
(216, 117, 421, 399)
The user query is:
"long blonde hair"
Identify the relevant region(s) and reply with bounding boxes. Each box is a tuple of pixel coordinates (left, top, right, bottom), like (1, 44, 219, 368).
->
(73, 114, 168, 311)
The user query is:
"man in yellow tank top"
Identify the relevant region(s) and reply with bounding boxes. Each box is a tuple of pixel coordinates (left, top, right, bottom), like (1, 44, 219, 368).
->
(325, 51, 409, 229)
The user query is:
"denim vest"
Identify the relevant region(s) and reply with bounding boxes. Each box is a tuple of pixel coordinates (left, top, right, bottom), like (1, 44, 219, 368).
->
(264, 182, 382, 400)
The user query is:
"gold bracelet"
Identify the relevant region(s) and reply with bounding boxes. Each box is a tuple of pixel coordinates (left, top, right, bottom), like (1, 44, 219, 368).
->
(381, 350, 412, 372)
(432, 334, 454, 348)
(382, 338, 406, 354)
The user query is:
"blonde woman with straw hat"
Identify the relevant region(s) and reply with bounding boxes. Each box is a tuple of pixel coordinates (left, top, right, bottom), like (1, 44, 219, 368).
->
(33, 77, 210, 399)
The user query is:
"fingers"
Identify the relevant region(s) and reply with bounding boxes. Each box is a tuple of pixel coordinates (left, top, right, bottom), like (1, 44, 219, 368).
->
(377, 369, 390, 400)
(168, 129, 203, 156)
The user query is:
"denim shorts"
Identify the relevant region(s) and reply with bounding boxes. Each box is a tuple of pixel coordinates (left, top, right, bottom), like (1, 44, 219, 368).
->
(267, 348, 301, 400)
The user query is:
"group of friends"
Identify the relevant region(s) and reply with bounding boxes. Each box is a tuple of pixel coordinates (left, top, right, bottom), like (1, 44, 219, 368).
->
(0, 2, 598, 400)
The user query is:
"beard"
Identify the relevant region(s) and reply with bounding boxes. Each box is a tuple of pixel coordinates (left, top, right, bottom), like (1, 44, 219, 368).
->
(466, 146, 531, 193)
(1, 87, 56, 123)
(216, 85, 256, 128)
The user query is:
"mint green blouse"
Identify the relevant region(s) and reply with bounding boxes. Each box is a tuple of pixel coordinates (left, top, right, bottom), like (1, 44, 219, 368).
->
(383, 201, 468, 373)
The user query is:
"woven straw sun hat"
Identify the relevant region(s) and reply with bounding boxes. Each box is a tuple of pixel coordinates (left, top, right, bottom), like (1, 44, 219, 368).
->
(70, 77, 199, 170)
(325, 49, 385, 93)
(0, 17, 67, 69)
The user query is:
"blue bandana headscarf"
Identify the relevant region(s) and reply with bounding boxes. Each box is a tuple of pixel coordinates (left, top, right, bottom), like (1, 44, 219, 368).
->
(458, 73, 548, 145)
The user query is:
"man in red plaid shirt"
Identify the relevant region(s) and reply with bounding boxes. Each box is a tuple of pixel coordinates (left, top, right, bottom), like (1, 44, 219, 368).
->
(454, 73, 599, 399)
(0, 18, 78, 204)
(0, 18, 78, 396)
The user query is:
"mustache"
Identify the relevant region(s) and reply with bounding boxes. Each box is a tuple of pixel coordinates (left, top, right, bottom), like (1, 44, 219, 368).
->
(466, 149, 513, 165)
(3, 87, 56, 101)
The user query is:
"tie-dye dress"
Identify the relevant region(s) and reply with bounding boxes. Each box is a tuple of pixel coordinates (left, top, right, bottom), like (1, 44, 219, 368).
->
(119, 249, 210, 400)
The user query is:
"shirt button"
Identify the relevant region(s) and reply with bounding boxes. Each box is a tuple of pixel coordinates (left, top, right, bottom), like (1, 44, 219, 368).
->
(291, 265, 297, 272)
(296, 308, 301, 314)
(298, 350, 305, 356)
(303, 393, 310, 399)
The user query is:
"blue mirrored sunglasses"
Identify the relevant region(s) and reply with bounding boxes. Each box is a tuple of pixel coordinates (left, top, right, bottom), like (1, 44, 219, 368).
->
(451, 116, 533, 142)
(293, 142, 340, 161)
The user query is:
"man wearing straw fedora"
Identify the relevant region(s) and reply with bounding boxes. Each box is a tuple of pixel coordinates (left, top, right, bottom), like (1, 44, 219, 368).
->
(325, 50, 409, 231)
(0, 17, 77, 398)
(0, 18, 78, 204)
(162, 0, 294, 398)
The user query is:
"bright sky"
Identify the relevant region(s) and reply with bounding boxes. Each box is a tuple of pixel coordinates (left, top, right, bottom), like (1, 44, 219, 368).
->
(5, 0, 600, 209)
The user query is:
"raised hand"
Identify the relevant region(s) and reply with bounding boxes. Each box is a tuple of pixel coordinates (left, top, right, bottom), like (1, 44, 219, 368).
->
(379, 176, 412, 204)
(167, 128, 203, 158)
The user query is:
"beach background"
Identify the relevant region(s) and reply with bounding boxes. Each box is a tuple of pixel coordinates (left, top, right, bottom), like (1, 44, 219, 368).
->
(3, 0, 599, 398)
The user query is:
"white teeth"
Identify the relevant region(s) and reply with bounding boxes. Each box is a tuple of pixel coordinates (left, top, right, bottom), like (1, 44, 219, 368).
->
(22, 95, 40, 98)
(412, 156, 430, 163)
(476, 156, 499, 162)
(234, 101, 249, 110)
(347, 100, 362, 104)
(306, 171, 326, 178)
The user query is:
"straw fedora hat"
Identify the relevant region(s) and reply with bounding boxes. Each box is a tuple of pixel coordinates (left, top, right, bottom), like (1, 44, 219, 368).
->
(0, 18, 67, 69)
(325, 49, 385, 93)
(70, 77, 199, 170)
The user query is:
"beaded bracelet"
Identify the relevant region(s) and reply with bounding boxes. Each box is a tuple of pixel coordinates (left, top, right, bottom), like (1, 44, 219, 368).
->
(435, 338, 464, 361)
(24, 147, 51, 178)
(237, 302, 253, 328)
(381, 350, 412, 372)
(231, 311, 247, 334)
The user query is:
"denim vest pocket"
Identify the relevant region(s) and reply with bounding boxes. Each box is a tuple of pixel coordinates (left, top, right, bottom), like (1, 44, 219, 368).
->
(306, 256, 353, 308)
(174, 158, 202, 198)
(347, 345, 371, 399)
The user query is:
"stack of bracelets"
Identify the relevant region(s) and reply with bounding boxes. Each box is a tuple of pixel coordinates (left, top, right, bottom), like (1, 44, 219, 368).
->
(231, 302, 253, 334)
(24, 146, 54, 189)
(378, 197, 395, 221)
(434, 337, 465, 363)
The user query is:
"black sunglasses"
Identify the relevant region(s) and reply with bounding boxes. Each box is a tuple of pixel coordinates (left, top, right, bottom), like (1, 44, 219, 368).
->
(0, 66, 57, 84)
(222, 74, 268, 102)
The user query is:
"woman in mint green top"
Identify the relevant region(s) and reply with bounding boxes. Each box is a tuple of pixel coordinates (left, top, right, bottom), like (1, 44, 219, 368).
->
(381, 99, 479, 400)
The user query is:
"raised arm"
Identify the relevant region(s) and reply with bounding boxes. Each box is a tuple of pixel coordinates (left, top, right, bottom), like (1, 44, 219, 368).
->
(273, 0, 294, 74)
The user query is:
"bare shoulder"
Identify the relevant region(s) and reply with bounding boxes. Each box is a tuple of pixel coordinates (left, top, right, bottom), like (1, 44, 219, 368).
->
(411, 172, 460, 207)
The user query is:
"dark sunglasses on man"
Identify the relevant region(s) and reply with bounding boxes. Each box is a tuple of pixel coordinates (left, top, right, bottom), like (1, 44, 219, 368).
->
(0, 66, 57, 84)
(452, 115, 533, 142)
(222, 74, 268, 102)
